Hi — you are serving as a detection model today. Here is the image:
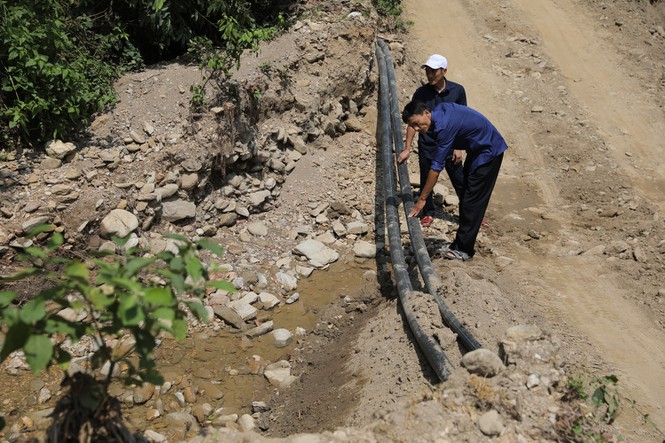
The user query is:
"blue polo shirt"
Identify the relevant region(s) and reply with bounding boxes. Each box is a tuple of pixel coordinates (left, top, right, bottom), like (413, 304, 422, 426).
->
(412, 80, 467, 151)
(428, 103, 508, 174)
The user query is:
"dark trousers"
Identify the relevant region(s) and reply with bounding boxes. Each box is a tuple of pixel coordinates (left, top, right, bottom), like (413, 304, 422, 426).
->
(418, 154, 464, 217)
(451, 153, 503, 257)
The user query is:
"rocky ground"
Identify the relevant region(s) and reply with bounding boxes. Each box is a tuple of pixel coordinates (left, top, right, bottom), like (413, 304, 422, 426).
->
(2, 0, 665, 442)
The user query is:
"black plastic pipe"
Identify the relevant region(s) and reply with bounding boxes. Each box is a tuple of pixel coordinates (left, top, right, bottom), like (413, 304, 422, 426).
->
(377, 39, 481, 352)
(376, 43, 450, 381)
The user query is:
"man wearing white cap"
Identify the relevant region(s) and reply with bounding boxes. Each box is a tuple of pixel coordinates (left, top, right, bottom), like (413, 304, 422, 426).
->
(398, 54, 467, 228)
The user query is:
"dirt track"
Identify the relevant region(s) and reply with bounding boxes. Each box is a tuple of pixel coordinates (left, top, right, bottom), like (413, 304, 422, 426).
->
(402, 0, 665, 434)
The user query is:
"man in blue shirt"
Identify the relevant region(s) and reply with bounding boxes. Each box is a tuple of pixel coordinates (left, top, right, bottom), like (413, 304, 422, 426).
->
(398, 54, 467, 228)
(402, 100, 508, 261)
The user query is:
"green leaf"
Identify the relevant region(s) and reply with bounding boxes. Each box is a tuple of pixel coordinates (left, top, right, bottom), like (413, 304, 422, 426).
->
(88, 287, 114, 309)
(44, 318, 80, 337)
(26, 224, 57, 237)
(0, 322, 30, 362)
(46, 232, 64, 250)
(152, 306, 175, 321)
(591, 387, 606, 407)
(144, 287, 173, 307)
(196, 238, 224, 256)
(184, 300, 209, 322)
(123, 257, 156, 278)
(65, 262, 89, 282)
(118, 294, 145, 326)
(19, 298, 46, 324)
(24, 335, 53, 373)
(171, 319, 187, 341)
(24, 246, 47, 259)
(0, 291, 17, 307)
(185, 256, 204, 282)
(206, 280, 236, 292)
(163, 233, 189, 244)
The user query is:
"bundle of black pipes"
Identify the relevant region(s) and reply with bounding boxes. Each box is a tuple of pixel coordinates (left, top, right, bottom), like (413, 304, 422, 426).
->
(374, 40, 482, 381)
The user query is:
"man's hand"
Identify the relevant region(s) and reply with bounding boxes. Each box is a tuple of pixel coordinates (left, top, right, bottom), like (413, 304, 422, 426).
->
(397, 148, 410, 164)
(451, 149, 464, 165)
(409, 198, 425, 218)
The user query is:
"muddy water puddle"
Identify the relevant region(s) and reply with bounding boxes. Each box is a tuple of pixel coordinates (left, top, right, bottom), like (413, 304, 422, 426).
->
(0, 258, 375, 437)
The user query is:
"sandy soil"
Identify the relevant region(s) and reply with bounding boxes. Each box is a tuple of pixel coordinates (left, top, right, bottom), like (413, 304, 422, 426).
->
(398, 0, 665, 435)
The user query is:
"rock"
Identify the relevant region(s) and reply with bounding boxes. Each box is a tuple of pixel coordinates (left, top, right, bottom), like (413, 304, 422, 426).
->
(218, 213, 238, 227)
(271, 328, 293, 348)
(146, 409, 161, 421)
(129, 130, 146, 144)
(478, 409, 504, 436)
(163, 412, 200, 438)
(332, 220, 347, 237)
(133, 383, 155, 404)
(144, 430, 167, 442)
(247, 222, 268, 237)
(316, 231, 336, 245)
(293, 239, 339, 268)
(346, 221, 368, 235)
(505, 325, 542, 342)
(213, 305, 246, 330)
(183, 386, 197, 404)
(238, 414, 256, 432)
(192, 403, 213, 424)
(444, 194, 460, 206)
(264, 360, 297, 387)
(100, 209, 138, 238)
(353, 240, 376, 258)
(252, 401, 270, 413)
(296, 265, 314, 277)
(156, 184, 179, 199)
(162, 199, 196, 221)
(229, 300, 257, 320)
(22, 216, 51, 233)
(40, 157, 62, 169)
(606, 240, 629, 255)
(180, 173, 198, 191)
(531, 105, 545, 113)
(460, 348, 505, 377)
(38, 387, 52, 404)
(344, 116, 364, 132)
(285, 293, 300, 304)
(249, 190, 271, 207)
(45, 140, 76, 159)
(526, 373, 540, 389)
(245, 320, 274, 338)
(275, 271, 298, 291)
(582, 244, 606, 256)
(258, 292, 280, 310)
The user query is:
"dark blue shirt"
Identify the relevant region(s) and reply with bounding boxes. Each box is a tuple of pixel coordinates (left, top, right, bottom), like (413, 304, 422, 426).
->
(428, 103, 508, 174)
(412, 80, 467, 151)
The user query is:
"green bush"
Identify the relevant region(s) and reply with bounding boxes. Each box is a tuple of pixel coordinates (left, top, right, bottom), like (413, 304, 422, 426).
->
(1, 0, 291, 149)
(0, 227, 233, 438)
(0, 0, 141, 146)
(0, 228, 233, 384)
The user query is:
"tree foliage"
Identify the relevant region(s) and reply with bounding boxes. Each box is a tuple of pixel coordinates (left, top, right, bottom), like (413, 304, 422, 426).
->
(0, 0, 291, 149)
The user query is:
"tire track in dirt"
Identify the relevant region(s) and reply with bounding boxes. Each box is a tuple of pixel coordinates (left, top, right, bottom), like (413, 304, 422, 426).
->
(514, 0, 665, 213)
(402, 0, 665, 435)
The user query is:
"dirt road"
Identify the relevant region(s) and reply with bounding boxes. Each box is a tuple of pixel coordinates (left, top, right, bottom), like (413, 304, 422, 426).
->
(402, 0, 665, 435)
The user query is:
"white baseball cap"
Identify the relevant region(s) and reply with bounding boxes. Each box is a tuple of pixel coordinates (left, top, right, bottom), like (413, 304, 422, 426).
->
(421, 54, 448, 70)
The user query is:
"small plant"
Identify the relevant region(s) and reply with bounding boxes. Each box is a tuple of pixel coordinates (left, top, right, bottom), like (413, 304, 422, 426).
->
(187, 14, 284, 110)
(0, 226, 233, 439)
(591, 375, 620, 424)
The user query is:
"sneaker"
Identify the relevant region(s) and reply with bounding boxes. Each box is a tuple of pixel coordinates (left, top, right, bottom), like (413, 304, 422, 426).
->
(420, 215, 433, 227)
